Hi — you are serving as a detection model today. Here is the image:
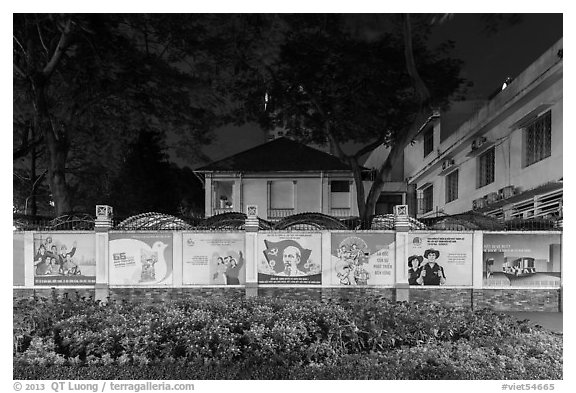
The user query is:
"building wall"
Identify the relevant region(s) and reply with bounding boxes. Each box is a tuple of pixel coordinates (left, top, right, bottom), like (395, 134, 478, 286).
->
(206, 172, 359, 218)
(404, 39, 563, 218)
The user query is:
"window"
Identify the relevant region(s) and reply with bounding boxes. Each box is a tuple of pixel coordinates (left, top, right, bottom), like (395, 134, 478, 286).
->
(445, 170, 458, 203)
(375, 194, 403, 215)
(477, 147, 495, 188)
(422, 185, 433, 213)
(525, 111, 552, 166)
(331, 180, 351, 209)
(423, 127, 434, 157)
(331, 181, 350, 192)
(270, 181, 294, 209)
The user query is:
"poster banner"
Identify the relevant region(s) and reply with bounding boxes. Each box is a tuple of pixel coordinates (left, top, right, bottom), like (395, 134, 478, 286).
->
(407, 233, 473, 286)
(109, 232, 173, 286)
(258, 232, 322, 285)
(183, 232, 245, 285)
(483, 233, 562, 287)
(33, 233, 96, 286)
(330, 232, 395, 286)
(14, 232, 25, 286)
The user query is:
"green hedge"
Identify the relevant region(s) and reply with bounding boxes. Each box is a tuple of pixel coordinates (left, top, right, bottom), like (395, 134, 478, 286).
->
(13, 292, 562, 380)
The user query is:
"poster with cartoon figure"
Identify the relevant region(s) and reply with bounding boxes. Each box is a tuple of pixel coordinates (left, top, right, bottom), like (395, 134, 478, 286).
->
(182, 232, 245, 285)
(258, 232, 321, 284)
(33, 233, 96, 285)
(109, 232, 173, 285)
(407, 233, 473, 286)
(330, 233, 395, 286)
(483, 233, 561, 287)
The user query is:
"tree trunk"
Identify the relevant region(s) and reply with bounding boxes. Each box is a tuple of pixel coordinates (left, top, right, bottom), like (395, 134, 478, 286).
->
(32, 75, 72, 216)
(29, 140, 37, 216)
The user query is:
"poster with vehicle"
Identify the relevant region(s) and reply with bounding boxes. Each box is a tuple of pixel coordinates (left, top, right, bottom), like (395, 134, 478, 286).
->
(330, 232, 395, 286)
(257, 232, 322, 284)
(182, 232, 245, 285)
(407, 233, 473, 286)
(109, 232, 173, 286)
(483, 233, 562, 287)
(33, 233, 96, 286)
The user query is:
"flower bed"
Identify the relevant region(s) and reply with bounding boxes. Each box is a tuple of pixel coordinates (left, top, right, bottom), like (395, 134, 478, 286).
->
(13, 291, 562, 380)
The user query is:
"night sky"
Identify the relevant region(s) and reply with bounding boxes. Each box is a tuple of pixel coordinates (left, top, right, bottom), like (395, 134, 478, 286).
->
(181, 13, 562, 168)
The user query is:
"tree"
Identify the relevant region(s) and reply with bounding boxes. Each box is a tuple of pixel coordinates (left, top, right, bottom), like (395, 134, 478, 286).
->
(231, 14, 465, 227)
(13, 14, 224, 216)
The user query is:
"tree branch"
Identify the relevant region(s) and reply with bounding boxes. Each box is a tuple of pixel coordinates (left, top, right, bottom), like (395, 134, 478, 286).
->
(13, 35, 27, 57)
(42, 18, 73, 79)
(352, 134, 388, 160)
(13, 63, 26, 78)
(36, 20, 49, 54)
(402, 14, 431, 105)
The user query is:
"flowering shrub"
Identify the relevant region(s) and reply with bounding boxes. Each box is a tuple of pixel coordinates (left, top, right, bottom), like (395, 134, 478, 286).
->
(13, 291, 562, 380)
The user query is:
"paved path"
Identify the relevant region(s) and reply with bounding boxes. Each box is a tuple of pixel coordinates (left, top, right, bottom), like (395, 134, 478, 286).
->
(500, 312, 563, 333)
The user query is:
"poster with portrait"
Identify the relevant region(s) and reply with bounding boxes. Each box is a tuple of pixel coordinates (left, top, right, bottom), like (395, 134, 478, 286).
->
(257, 232, 322, 284)
(33, 233, 96, 286)
(109, 232, 173, 286)
(407, 233, 473, 286)
(183, 232, 245, 285)
(483, 233, 562, 287)
(330, 232, 395, 286)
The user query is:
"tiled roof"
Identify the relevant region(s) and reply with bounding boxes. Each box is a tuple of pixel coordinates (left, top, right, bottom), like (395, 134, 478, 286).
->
(196, 137, 352, 172)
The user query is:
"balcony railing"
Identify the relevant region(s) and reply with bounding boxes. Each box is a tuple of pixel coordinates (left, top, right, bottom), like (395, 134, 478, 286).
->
(267, 208, 294, 220)
(213, 207, 235, 216)
(329, 208, 352, 217)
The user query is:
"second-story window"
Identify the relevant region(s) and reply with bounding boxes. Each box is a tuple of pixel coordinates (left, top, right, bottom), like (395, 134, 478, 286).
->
(423, 126, 434, 157)
(477, 147, 495, 188)
(445, 170, 459, 203)
(422, 185, 433, 213)
(525, 110, 552, 167)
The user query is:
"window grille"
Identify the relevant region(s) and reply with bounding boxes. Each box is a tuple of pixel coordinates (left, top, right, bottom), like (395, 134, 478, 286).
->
(423, 127, 434, 157)
(477, 147, 495, 188)
(422, 185, 433, 213)
(525, 111, 552, 166)
(445, 170, 459, 203)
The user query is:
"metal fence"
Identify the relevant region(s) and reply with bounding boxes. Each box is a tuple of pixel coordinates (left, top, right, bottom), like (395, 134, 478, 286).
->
(14, 212, 562, 232)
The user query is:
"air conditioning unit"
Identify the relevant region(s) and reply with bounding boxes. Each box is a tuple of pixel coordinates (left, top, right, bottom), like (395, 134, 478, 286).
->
(471, 136, 488, 151)
(485, 192, 499, 204)
(498, 186, 516, 200)
(441, 159, 455, 171)
(472, 198, 487, 210)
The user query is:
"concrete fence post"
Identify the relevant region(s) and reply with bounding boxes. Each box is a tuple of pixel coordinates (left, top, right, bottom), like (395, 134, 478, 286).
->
(94, 205, 113, 302)
(394, 205, 410, 302)
(244, 205, 259, 298)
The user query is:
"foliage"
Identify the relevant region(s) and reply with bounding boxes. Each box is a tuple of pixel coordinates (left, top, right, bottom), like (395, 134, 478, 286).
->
(14, 292, 562, 380)
(12, 14, 244, 215)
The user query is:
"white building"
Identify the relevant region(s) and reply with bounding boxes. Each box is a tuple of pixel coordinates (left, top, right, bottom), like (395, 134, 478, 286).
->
(195, 138, 362, 220)
(403, 39, 563, 221)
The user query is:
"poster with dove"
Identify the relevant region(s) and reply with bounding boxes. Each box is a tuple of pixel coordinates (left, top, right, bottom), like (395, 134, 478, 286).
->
(257, 232, 321, 284)
(32, 233, 96, 286)
(182, 232, 245, 285)
(330, 233, 395, 286)
(109, 232, 173, 285)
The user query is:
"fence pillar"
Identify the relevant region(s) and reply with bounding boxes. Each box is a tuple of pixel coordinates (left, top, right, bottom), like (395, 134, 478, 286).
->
(94, 205, 113, 302)
(394, 205, 410, 302)
(244, 205, 259, 298)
